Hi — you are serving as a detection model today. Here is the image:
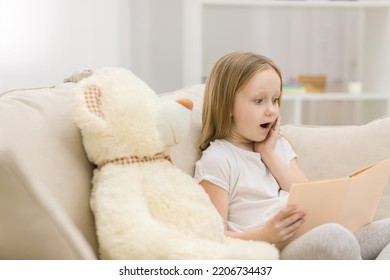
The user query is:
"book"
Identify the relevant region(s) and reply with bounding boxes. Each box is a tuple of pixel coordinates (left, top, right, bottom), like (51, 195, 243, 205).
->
(283, 158, 390, 246)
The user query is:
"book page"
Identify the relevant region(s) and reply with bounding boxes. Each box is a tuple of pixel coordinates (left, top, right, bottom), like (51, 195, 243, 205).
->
(285, 177, 350, 243)
(282, 158, 390, 248)
(340, 159, 390, 232)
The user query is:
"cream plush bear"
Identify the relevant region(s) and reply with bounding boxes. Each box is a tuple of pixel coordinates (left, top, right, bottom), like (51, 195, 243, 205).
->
(72, 67, 278, 259)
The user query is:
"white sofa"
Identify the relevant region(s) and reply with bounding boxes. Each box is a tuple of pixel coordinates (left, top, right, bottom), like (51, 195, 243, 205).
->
(1, 80, 389, 259)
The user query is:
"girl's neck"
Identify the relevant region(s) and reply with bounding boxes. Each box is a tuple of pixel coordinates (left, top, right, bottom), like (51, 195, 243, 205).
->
(224, 136, 254, 152)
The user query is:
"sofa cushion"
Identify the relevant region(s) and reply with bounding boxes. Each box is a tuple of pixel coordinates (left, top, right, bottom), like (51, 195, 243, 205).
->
(0, 84, 98, 259)
(161, 85, 390, 222)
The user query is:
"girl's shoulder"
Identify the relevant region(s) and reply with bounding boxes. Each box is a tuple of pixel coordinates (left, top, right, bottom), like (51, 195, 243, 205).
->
(204, 139, 233, 153)
(275, 134, 297, 161)
(199, 139, 239, 164)
(277, 134, 294, 150)
(195, 139, 236, 180)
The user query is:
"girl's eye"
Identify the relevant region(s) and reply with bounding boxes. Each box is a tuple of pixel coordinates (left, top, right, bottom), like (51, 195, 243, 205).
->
(255, 99, 263, 104)
(273, 98, 280, 104)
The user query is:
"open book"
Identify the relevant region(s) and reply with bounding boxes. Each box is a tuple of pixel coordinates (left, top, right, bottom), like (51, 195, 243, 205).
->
(283, 158, 390, 246)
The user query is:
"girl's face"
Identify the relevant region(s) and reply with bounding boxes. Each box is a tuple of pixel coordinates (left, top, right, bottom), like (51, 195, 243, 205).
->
(227, 68, 281, 150)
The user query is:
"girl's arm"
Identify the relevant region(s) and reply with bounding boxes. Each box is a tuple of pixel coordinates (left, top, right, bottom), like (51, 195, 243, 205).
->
(254, 117, 308, 191)
(200, 180, 305, 249)
(261, 156, 308, 192)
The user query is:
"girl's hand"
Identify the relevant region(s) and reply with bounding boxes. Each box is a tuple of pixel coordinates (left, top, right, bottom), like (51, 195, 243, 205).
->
(262, 204, 305, 246)
(254, 116, 281, 156)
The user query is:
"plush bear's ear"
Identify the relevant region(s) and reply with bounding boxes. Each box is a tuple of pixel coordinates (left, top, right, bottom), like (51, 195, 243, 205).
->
(83, 85, 104, 119)
(71, 83, 106, 133)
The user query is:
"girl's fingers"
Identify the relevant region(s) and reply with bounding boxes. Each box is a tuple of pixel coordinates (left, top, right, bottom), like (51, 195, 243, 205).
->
(276, 205, 305, 229)
(273, 116, 281, 131)
(278, 214, 305, 241)
(276, 204, 298, 219)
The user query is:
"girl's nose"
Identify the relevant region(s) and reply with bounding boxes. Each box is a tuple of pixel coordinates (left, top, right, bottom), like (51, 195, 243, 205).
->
(265, 110, 273, 117)
(265, 106, 276, 117)
(265, 102, 278, 117)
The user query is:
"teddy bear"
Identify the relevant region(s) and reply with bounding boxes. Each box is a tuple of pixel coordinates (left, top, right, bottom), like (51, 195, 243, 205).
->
(71, 67, 278, 259)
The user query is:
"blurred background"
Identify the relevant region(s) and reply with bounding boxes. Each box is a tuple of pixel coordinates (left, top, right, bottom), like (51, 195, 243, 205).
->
(1, 0, 389, 125)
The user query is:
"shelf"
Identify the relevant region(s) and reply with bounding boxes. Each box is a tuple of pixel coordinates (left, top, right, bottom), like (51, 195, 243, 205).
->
(182, 0, 390, 125)
(283, 92, 390, 101)
(201, 0, 390, 8)
(183, 0, 390, 89)
(281, 93, 390, 125)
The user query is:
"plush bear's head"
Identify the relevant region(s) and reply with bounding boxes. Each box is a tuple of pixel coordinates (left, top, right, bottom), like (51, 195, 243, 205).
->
(72, 67, 192, 166)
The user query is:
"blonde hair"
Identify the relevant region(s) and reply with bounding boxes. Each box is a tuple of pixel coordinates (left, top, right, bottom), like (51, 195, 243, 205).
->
(199, 51, 283, 152)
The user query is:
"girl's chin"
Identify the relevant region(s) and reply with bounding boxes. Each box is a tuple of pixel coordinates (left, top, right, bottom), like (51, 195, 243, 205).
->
(252, 135, 268, 143)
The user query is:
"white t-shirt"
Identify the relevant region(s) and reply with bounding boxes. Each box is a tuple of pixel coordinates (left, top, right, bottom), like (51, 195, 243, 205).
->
(194, 138, 297, 232)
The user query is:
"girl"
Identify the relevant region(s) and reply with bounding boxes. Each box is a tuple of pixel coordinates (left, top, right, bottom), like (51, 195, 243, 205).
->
(194, 51, 390, 259)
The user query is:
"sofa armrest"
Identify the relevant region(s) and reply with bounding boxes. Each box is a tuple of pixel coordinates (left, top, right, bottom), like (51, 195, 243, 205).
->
(0, 84, 98, 259)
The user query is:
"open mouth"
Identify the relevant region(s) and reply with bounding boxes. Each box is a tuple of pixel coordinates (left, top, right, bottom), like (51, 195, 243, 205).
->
(260, 122, 271, 129)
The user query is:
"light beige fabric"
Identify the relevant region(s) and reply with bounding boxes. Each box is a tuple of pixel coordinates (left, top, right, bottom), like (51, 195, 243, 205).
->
(0, 84, 98, 259)
(63, 70, 94, 83)
(159, 84, 205, 175)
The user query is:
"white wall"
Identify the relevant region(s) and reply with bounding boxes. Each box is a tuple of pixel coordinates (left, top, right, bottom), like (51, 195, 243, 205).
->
(0, 0, 131, 92)
(130, 0, 182, 93)
(0, 0, 363, 95)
